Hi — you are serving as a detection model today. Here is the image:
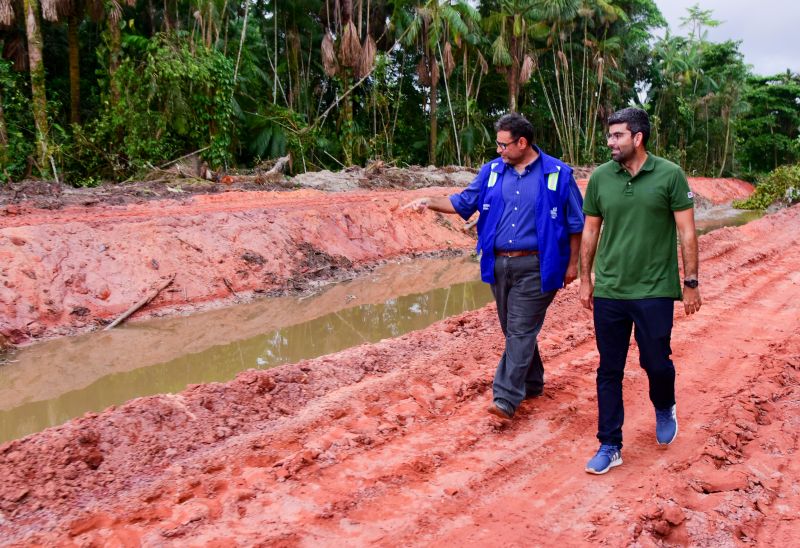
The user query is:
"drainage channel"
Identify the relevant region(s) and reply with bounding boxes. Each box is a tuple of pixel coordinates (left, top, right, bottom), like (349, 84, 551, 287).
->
(0, 255, 493, 444)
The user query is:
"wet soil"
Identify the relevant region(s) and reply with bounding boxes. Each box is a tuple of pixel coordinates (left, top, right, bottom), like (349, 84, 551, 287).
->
(0, 170, 754, 347)
(5, 170, 796, 546)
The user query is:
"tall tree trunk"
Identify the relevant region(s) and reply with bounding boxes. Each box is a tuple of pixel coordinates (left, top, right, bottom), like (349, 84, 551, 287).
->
(68, 15, 80, 124)
(429, 68, 438, 165)
(0, 90, 8, 148)
(23, 0, 50, 174)
(508, 63, 518, 112)
(108, 15, 121, 106)
(508, 37, 519, 112)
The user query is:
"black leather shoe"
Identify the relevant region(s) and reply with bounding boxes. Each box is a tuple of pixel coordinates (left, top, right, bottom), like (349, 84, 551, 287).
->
(488, 399, 515, 419)
(524, 390, 543, 400)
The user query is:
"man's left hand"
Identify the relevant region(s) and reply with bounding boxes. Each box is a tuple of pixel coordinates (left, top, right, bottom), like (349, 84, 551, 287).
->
(683, 287, 702, 315)
(564, 264, 578, 286)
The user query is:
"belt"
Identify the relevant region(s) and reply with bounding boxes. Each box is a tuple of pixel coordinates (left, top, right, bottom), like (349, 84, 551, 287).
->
(495, 250, 538, 257)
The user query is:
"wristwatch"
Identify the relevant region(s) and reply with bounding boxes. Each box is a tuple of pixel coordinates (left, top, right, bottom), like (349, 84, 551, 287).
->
(683, 278, 699, 289)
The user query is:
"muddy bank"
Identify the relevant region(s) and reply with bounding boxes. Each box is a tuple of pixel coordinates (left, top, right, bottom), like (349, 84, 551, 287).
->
(0, 173, 754, 347)
(1, 204, 798, 546)
(0, 188, 476, 345)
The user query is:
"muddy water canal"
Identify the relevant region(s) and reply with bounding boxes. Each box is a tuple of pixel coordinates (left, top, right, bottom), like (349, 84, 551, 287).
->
(1, 255, 492, 444)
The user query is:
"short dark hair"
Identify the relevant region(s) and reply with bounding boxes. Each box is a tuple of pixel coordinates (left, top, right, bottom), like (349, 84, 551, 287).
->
(608, 107, 650, 146)
(494, 112, 534, 146)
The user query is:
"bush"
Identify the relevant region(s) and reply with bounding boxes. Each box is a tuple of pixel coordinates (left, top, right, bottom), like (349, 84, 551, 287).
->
(0, 61, 36, 182)
(734, 163, 800, 209)
(63, 34, 235, 181)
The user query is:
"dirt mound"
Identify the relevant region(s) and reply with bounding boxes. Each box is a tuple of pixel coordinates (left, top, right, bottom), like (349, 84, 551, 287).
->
(686, 177, 755, 205)
(1, 203, 798, 545)
(573, 176, 753, 207)
(0, 188, 476, 345)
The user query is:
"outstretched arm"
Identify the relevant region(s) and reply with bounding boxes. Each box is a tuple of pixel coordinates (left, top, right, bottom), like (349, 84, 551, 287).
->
(403, 196, 458, 214)
(579, 215, 603, 310)
(674, 208, 702, 315)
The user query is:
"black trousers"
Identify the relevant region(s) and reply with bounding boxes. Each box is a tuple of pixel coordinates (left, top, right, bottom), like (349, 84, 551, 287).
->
(593, 297, 676, 448)
(490, 255, 557, 410)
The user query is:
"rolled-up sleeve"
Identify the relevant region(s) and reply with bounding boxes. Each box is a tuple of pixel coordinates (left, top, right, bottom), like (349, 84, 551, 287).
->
(566, 175, 585, 233)
(449, 170, 484, 221)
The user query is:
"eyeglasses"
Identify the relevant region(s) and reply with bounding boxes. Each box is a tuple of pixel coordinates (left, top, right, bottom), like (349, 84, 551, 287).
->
(496, 137, 520, 150)
(605, 131, 632, 142)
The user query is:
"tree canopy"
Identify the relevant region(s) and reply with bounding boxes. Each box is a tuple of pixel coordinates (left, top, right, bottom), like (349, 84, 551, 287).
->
(0, 0, 797, 184)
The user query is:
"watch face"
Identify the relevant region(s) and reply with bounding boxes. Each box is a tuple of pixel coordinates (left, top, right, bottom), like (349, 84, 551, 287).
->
(684, 279, 698, 288)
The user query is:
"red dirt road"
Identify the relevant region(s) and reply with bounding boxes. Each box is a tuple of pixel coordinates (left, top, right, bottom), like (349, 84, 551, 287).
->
(2, 191, 799, 544)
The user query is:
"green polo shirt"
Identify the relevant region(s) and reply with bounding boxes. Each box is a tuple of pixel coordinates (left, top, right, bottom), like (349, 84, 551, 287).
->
(583, 153, 694, 300)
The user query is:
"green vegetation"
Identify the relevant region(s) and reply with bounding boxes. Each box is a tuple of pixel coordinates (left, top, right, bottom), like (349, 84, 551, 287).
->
(734, 164, 800, 210)
(0, 0, 798, 191)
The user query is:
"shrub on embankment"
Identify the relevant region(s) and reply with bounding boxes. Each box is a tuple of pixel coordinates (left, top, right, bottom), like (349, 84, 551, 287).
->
(734, 164, 800, 209)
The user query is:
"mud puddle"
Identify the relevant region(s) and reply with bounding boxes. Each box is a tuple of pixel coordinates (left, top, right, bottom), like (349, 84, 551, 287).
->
(695, 204, 764, 234)
(0, 255, 492, 444)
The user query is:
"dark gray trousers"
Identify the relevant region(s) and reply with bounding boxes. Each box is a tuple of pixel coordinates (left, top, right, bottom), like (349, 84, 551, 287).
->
(491, 254, 558, 410)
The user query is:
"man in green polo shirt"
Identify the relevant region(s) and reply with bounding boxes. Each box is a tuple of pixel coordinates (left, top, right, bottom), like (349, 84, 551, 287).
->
(579, 107, 702, 474)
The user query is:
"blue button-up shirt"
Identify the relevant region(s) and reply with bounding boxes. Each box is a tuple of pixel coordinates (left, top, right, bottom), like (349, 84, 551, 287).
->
(450, 154, 584, 252)
(494, 156, 543, 251)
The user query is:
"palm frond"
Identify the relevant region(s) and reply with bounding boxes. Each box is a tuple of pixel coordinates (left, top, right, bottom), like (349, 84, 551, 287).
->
(491, 35, 512, 66)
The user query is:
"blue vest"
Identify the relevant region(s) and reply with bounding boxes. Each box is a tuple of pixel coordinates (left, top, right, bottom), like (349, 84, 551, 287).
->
(475, 150, 578, 292)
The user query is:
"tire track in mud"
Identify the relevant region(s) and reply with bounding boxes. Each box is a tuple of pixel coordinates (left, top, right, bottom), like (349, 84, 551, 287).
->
(1, 205, 798, 546)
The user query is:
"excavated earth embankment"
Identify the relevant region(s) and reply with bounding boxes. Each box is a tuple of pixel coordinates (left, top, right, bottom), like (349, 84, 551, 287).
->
(0, 188, 476, 346)
(0, 175, 754, 346)
(4, 176, 799, 546)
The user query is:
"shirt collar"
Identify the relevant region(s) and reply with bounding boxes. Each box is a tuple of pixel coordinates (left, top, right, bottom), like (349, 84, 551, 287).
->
(504, 145, 543, 176)
(614, 152, 655, 175)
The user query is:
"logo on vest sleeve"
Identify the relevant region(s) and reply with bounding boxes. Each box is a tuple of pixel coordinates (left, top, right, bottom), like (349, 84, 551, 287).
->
(483, 203, 491, 211)
(550, 207, 558, 219)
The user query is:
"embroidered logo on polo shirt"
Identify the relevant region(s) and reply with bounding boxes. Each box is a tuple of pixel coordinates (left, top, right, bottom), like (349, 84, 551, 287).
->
(687, 191, 694, 199)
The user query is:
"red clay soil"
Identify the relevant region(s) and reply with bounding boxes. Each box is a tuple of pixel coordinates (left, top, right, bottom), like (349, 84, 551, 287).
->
(2, 181, 800, 545)
(0, 176, 754, 348)
(0, 188, 476, 346)
(574, 177, 754, 206)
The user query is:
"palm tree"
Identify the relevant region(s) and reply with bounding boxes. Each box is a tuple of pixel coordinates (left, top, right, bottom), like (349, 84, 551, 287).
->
(483, 0, 544, 113)
(402, 0, 469, 165)
(21, 0, 50, 174)
(40, 0, 92, 124)
(1, 0, 51, 171)
(103, 0, 134, 107)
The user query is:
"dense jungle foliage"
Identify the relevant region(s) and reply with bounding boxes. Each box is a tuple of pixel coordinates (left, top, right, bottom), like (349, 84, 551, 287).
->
(0, 0, 798, 187)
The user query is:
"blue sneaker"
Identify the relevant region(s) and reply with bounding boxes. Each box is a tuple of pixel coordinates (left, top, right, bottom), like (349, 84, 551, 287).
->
(655, 404, 678, 445)
(585, 444, 622, 474)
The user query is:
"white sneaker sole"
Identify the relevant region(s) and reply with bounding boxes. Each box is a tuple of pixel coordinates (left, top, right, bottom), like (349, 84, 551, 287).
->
(585, 456, 623, 475)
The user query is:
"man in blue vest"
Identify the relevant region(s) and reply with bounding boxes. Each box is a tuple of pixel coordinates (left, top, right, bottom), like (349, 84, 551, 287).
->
(406, 113, 585, 419)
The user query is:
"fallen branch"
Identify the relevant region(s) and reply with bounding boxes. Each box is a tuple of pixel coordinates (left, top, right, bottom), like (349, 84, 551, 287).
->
(158, 147, 211, 170)
(104, 273, 176, 331)
(266, 154, 292, 175)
